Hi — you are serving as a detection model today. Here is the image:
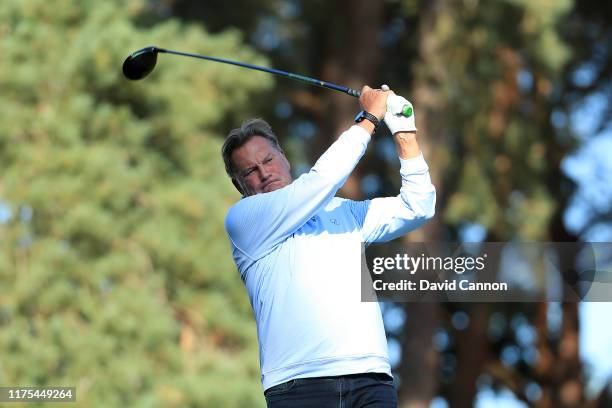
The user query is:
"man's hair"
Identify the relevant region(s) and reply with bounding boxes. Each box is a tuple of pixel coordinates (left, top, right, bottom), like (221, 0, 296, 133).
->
(221, 118, 283, 178)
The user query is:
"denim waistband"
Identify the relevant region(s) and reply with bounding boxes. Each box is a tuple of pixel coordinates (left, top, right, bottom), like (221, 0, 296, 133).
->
(264, 372, 392, 397)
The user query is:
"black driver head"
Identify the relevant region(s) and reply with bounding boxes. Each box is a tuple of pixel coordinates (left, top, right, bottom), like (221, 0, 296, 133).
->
(122, 46, 160, 80)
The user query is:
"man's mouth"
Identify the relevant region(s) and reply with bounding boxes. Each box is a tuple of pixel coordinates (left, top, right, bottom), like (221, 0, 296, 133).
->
(262, 180, 280, 191)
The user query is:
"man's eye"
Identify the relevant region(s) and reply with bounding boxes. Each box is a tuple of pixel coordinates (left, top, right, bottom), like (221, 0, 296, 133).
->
(243, 169, 255, 176)
(264, 157, 273, 163)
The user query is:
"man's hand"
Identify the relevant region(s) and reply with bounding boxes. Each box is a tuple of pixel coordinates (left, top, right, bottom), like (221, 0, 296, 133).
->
(384, 93, 417, 135)
(359, 85, 389, 121)
(378, 86, 421, 159)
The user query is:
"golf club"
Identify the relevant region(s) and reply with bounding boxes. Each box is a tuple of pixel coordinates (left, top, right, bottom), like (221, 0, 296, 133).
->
(122, 46, 362, 97)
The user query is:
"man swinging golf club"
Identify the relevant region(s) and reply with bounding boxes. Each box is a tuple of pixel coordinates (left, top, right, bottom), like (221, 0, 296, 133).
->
(222, 85, 436, 407)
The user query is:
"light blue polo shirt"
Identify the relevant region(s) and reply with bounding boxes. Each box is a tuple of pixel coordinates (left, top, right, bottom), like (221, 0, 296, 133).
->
(225, 125, 436, 390)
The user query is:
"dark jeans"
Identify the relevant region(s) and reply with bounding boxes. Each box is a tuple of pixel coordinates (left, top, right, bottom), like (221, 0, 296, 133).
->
(264, 373, 397, 408)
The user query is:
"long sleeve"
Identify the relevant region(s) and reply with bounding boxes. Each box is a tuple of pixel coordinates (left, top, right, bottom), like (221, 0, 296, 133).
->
(225, 125, 372, 261)
(348, 153, 436, 244)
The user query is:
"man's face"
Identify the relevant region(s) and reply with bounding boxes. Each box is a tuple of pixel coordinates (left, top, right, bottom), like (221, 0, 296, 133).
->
(231, 136, 292, 196)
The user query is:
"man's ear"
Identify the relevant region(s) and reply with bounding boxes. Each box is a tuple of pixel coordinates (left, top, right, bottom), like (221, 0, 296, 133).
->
(231, 177, 244, 195)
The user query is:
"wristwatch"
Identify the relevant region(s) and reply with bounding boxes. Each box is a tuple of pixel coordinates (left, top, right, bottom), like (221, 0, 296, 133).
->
(354, 110, 380, 129)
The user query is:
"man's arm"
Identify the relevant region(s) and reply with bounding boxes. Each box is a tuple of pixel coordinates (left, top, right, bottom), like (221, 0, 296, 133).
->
(226, 86, 389, 260)
(350, 135, 436, 244)
(349, 93, 436, 243)
(394, 132, 420, 160)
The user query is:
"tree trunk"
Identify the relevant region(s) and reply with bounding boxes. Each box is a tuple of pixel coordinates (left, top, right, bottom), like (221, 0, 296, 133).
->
(534, 68, 584, 407)
(395, 1, 450, 405)
(317, 0, 385, 199)
(448, 304, 492, 408)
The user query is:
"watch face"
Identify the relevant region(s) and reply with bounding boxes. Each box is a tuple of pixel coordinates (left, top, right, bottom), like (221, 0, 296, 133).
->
(354, 110, 365, 122)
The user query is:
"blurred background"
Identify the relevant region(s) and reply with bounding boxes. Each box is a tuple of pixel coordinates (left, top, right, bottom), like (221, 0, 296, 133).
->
(1, 0, 611, 406)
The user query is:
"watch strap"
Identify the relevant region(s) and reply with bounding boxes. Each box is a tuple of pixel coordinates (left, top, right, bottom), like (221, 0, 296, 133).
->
(355, 110, 380, 128)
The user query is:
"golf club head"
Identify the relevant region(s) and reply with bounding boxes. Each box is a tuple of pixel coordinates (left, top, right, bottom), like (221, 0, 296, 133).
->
(122, 46, 160, 80)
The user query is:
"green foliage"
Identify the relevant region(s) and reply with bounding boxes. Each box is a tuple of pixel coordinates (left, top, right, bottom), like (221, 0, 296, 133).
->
(445, 157, 497, 229)
(406, 0, 572, 240)
(505, 0, 572, 71)
(0, 0, 270, 406)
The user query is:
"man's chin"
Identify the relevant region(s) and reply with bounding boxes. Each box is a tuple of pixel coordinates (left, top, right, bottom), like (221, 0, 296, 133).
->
(262, 181, 284, 193)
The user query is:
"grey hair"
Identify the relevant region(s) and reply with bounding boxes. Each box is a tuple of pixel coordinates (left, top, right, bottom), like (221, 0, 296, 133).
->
(221, 118, 283, 178)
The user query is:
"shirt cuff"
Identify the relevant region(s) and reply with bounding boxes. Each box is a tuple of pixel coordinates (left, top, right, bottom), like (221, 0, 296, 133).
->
(399, 153, 429, 175)
(349, 124, 373, 144)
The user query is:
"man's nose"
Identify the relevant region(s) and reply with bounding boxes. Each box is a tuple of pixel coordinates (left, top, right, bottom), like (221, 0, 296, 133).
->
(258, 164, 270, 180)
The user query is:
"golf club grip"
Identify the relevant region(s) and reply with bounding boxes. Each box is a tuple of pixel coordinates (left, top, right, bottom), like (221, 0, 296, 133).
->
(319, 82, 360, 98)
(346, 88, 361, 98)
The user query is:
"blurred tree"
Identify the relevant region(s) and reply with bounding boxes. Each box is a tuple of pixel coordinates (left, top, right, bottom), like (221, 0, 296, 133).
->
(561, 0, 612, 136)
(0, 0, 273, 406)
(558, 0, 612, 240)
(401, 0, 606, 407)
(534, 2, 612, 407)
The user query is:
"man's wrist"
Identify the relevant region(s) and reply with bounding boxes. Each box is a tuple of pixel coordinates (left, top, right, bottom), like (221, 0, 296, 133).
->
(394, 131, 417, 141)
(370, 110, 385, 121)
(394, 131, 420, 159)
(355, 110, 380, 129)
(357, 120, 376, 134)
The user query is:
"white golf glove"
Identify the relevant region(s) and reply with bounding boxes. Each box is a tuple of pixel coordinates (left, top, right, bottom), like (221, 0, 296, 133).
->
(383, 91, 417, 134)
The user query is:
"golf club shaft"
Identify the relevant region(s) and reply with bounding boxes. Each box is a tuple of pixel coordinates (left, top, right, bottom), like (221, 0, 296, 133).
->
(157, 48, 361, 98)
